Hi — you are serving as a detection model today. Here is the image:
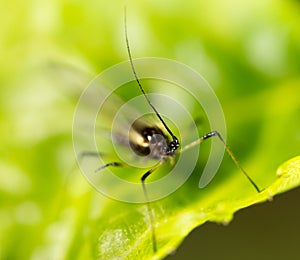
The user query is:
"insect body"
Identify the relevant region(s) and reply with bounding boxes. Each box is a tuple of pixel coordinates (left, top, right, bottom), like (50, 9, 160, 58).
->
(129, 117, 177, 159)
(92, 8, 262, 254)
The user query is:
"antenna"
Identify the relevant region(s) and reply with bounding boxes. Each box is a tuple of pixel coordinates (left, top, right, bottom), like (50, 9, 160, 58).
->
(124, 8, 178, 144)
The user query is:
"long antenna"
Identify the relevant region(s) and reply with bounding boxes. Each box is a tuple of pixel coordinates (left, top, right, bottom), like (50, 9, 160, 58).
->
(124, 7, 177, 141)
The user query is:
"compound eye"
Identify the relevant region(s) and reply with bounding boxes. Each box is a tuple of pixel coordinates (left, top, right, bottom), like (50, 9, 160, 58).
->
(169, 138, 180, 153)
(172, 138, 179, 148)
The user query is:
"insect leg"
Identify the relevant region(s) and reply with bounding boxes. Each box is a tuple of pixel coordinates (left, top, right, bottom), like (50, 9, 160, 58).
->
(181, 131, 262, 193)
(141, 161, 164, 253)
(78, 151, 102, 159)
(77, 151, 124, 172)
(95, 162, 123, 173)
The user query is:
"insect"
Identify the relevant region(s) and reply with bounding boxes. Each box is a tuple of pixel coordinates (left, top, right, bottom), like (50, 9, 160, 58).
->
(86, 8, 262, 253)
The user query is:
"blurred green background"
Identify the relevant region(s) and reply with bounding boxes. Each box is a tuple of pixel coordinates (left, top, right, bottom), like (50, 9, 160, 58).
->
(1, 0, 300, 259)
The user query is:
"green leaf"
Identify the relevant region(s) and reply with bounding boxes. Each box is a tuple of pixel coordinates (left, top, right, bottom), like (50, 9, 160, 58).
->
(1, 1, 300, 259)
(94, 156, 300, 259)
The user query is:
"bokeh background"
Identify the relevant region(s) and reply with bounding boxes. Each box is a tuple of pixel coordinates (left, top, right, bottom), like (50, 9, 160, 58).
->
(1, 0, 300, 259)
